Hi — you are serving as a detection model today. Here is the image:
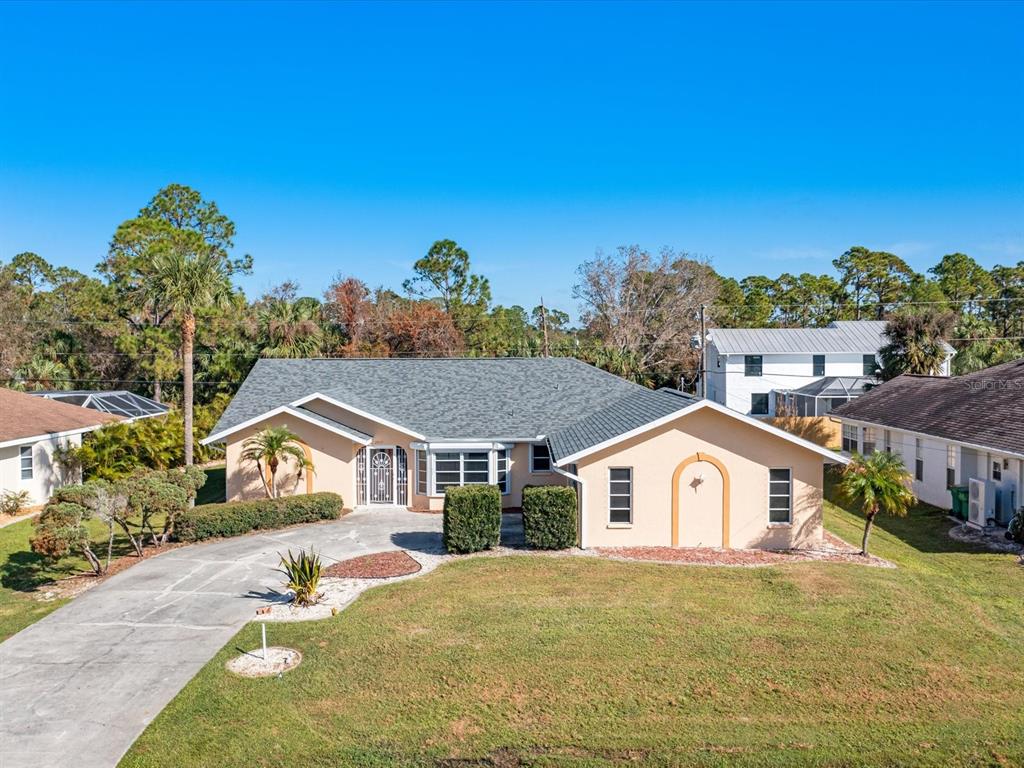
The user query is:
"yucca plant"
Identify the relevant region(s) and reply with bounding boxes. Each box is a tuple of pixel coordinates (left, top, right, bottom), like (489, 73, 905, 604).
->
(278, 549, 323, 606)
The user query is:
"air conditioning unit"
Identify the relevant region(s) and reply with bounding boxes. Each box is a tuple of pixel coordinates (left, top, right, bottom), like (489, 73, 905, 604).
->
(968, 478, 995, 529)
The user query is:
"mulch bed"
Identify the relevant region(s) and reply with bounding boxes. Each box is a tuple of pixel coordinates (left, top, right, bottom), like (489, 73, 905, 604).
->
(596, 534, 893, 568)
(323, 550, 422, 579)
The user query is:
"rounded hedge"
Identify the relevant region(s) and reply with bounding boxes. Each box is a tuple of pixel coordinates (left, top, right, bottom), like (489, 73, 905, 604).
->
(175, 492, 344, 542)
(443, 485, 501, 554)
(522, 485, 578, 549)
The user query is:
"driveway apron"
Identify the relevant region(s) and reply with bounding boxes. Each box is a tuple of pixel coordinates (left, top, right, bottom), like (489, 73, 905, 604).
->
(0, 508, 442, 768)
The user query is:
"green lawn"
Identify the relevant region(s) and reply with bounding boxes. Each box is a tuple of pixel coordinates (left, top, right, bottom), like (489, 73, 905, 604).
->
(121, 493, 1024, 767)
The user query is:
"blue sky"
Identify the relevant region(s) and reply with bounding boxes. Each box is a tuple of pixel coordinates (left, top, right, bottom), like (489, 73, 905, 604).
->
(1, 1, 1021, 317)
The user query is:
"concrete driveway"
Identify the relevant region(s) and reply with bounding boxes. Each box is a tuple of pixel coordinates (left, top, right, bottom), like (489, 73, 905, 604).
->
(0, 507, 443, 768)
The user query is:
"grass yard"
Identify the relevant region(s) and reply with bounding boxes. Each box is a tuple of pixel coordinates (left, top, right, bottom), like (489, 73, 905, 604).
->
(121, 493, 1024, 767)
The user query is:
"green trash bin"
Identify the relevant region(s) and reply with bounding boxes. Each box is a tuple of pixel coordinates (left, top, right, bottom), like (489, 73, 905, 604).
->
(949, 485, 969, 520)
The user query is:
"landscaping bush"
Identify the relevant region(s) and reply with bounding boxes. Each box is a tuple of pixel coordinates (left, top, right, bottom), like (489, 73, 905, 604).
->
(1008, 510, 1024, 545)
(174, 492, 344, 542)
(522, 485, 578, 549)
(443, 485, 501, 554)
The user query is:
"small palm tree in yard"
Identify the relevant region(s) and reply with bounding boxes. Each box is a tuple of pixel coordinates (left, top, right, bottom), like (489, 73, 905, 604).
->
(240, 426, 314, 498)
(838, 451, 917, 555)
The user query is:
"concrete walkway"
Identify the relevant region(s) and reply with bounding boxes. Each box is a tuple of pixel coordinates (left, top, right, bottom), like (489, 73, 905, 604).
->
(0, 508, 444, 768)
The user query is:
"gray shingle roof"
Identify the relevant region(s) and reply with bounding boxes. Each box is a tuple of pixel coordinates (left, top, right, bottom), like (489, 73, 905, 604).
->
(832, 358, 1024, 456)
(209, 357, 645, 443)
(547, 387, 697, 462)
(710, 320, 891, 355)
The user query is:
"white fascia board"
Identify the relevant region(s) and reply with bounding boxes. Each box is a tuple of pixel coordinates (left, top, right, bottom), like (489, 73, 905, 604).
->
(835, 416, 1024, 460)
(200, 405, 372, 446)
(554, 399, 848, 467)
(0, 426, 99, 450)
(289, 392, 426, 440)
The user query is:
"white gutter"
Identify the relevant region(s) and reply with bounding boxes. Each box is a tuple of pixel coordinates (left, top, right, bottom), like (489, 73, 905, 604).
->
(552, 464, 587, 549)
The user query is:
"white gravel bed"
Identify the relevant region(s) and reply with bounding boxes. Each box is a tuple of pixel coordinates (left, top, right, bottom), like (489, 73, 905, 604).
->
(262, 548, 452, 622)
(226, 646, 302, 677)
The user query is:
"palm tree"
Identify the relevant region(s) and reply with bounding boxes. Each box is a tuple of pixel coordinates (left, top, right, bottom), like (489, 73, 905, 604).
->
(240, 426, 314, 498)
(879, 310, 956, 380)
(259, 296, 325, 358)
(142, 240, 232, 465)
(838, 451, 916, 555)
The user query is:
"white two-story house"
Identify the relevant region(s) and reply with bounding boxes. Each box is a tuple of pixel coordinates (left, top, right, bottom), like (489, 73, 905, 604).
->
(702, 320, 953, 418)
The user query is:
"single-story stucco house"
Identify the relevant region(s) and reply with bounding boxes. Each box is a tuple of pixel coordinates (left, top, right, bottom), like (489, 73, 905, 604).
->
(204, 358, 847, 549)
(0, 387, 122, 506)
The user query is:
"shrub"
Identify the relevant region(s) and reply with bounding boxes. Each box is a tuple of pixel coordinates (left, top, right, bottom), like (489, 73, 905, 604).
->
(30, 500, 104, 575)
(174, 492, 344, 542)
(522, 485, 578, 550)
(443, 485, 501, 554)
(1008, 511, 1024, 545)
(278, 549, 323, 606)
(1, 489, 32, 517)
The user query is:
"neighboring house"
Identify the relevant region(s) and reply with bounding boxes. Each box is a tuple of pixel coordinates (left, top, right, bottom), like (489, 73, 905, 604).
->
(205, 358, 845, 549)
(31, 390, 169, 422)
(0, 388, 122, 506)
(833, 358, 1024, 522)
(701, 320, 955, 417)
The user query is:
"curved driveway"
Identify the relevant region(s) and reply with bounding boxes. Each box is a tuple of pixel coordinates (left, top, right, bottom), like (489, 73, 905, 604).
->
(0, 508, 443, 768)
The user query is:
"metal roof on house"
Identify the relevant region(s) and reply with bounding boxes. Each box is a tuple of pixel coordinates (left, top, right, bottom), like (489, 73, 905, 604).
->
(709, 320, 891, 355)
(31, 390, 169, 421)
(547, 387, 697, 462)
(832, 358, 1024, 457)
(785, 376, 875, 398)
(208, 357, 644, 443)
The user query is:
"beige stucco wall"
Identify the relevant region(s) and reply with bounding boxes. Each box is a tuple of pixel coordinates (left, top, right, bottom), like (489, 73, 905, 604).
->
(576, 407, 826, 549)
(223, 401, 566, 509)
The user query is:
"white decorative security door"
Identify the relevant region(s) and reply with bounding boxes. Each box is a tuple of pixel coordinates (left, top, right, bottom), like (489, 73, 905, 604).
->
(369, 448, 395, 504)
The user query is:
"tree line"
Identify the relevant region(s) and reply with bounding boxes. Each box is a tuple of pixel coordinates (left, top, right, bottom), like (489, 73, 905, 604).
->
(2, 183, 1023, 423)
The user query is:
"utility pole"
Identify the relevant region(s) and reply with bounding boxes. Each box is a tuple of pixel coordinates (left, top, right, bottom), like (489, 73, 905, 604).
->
(699, 303, 707, 399)
(540, 298, 550, 358)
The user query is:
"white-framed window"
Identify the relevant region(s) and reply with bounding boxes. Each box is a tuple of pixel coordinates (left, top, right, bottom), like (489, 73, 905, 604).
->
(842, 424, 858, 453)
(608, 467, 632, 524)
(768, 468, 792, 523)
(433, 451, 490, 492)
(530, 443, 551, 473)
(992, 460, 1002, 482)
(19, 445, 33, 480)
(862, 427, 876, 455)
(915, 438, 924, 482)
(946, 444, 956, 489)
(883, 430, 892, 453)
(496, 448, 510, 495)
(416, 450, 427, 495)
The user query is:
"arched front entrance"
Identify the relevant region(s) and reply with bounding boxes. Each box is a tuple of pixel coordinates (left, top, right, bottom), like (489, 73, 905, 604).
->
(671, 452, 730, 548)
